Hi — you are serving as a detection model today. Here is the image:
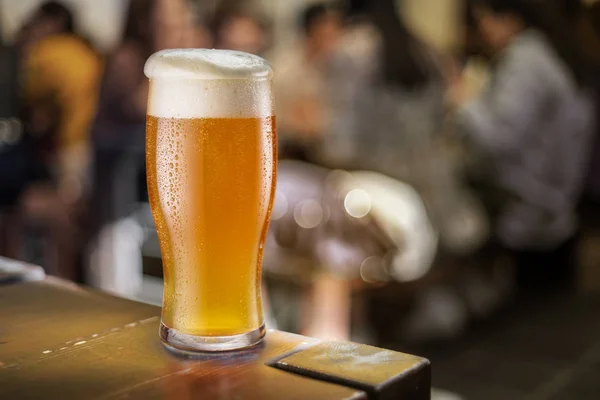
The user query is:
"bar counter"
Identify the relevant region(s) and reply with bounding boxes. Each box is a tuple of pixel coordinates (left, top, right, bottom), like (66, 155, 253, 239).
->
(0, 273, 430, 399)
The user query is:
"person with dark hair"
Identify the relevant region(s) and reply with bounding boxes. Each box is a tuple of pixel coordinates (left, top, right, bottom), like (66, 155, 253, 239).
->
(16, 1, 75, 51)
(20, 0, 101, 202)
(322, 0, 487, 253)
(300, 3, 335, 35)
(5, 1, 103, 279)
(296, 0, 488, 340)
(36, 1, 74, 31)
(457, 0, 596, 292)
(93, 0, 204, 142)
(274, 2, 342, 161)
(88, 0, 207, 295)
(323, 0, 442, 164)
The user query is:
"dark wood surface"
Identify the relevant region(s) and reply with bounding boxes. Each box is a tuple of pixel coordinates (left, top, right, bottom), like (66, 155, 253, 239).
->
(272, 342, 430, 400)
(0, 278, 430, 399)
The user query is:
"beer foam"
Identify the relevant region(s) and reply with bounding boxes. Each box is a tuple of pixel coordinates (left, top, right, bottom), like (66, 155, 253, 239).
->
(145, 49, 272, 80)
(145, 49, 273, 119)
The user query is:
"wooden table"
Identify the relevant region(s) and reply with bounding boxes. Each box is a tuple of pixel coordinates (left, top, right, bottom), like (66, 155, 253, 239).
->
(0, 277, 430, 399)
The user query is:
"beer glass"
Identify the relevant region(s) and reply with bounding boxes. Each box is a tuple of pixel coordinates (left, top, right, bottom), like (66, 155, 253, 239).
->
(144, 49, 276, 352)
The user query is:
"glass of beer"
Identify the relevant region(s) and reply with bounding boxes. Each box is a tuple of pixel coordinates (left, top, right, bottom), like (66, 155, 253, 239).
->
(144, 49, 276, 352)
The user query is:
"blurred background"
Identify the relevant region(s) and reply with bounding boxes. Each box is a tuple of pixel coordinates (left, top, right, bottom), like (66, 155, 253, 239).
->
(2, 0, 600, 398)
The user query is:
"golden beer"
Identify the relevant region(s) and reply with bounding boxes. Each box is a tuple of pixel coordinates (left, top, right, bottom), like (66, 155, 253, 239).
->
(144, 49, 276, 352)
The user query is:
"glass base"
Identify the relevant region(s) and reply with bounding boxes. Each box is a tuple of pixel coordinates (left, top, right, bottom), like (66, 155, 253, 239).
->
(160, 322, 266, 353)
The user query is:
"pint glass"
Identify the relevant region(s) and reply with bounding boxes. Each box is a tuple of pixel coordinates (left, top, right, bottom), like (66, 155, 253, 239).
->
(144, 49, 276, 352)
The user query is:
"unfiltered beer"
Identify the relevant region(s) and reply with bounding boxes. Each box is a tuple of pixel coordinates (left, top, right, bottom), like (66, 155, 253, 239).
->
(145, 49, 276, 352)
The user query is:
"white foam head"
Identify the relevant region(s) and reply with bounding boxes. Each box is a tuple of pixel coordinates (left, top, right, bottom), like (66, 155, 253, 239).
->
(145, 49, 273, 119)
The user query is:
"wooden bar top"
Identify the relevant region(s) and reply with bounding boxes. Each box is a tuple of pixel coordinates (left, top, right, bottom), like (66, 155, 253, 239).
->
(0, 278, 429, 399)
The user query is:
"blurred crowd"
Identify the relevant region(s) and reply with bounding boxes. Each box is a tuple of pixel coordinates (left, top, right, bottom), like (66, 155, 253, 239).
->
(2, 0, 600, 343)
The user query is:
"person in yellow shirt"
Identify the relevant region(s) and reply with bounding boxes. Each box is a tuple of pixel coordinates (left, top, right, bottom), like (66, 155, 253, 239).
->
(21, 2, 102, 204)
(14, 1, 102, 279)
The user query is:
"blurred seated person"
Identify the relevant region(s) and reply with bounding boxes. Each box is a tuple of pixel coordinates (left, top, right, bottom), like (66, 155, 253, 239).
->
(211, 6, 270, 56)
(89, 0, 204, 295)
(274, 3, 342, 161)
(456, 0, 596, 293)
(7, 1, 102, 279)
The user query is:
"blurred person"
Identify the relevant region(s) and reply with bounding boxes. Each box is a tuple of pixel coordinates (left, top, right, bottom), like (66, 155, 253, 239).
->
(274, 3, 342, 161)
(268, 2, 347, 342)
(323, 0, 487, 256)
(93, 0, 202, 144)
(457, 0, 596, 292)
(291, 0, 489, 341)
(20, 1, 101, 197)
(211, 7, 270, 56)
(89, 0, 201, 296)
(5, 1, 102, 279)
